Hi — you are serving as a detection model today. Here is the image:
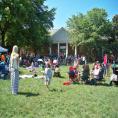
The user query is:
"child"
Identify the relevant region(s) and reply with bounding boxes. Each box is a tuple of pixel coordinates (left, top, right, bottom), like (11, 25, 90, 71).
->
(44, 64, 53, 88)
(53, 65, 61, 77)
(68, 66, 79, 83)
(68, 66, 75, 80)
(73, 66, 80, 82)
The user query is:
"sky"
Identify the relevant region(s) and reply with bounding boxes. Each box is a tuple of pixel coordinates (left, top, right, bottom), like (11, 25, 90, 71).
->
(45, 0, 118, 29)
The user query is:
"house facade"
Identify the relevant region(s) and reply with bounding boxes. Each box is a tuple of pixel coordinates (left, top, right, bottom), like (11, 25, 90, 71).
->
(49, 27, 77, 57)
(19, 27, 79, 57)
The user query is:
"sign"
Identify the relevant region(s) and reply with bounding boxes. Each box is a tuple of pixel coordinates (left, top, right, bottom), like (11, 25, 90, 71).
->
(60, 46, 66, 49)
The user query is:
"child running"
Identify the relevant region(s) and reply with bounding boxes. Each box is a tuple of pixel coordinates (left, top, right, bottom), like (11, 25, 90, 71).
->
(44, 63, 53, 89)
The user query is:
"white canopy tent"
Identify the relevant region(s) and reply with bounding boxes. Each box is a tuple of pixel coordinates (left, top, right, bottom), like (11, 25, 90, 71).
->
(0, 46, 8, 53)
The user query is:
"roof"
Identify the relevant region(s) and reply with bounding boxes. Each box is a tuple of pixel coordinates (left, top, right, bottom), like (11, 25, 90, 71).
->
(49, 29, 59, 36)
(50, 27, 69, 43)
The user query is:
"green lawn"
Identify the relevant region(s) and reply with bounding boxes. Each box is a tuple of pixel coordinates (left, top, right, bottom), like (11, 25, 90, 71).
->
(0, 65, 118, 118)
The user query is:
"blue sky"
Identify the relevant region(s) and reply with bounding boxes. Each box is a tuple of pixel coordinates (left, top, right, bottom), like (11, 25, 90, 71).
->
(45, 0, 118, 29)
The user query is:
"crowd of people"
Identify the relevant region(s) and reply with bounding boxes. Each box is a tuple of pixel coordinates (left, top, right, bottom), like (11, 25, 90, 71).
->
(18, 53, 87, 68)
(0, 45, 118, 95)
(18, 52, 118, 87)
(67, 54, 118, 85)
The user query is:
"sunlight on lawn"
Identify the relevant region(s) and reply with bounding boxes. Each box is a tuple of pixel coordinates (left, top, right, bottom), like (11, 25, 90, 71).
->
(0, 65, 118, 118)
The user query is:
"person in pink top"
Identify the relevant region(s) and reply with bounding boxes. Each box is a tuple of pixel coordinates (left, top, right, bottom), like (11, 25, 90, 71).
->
(103, 54, 107, 75)
(103, 54, 107, 65)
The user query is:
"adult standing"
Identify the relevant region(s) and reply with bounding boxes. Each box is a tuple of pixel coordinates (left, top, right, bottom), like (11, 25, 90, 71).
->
(103, 54, 108, 75)
(9, 45, 19, 95)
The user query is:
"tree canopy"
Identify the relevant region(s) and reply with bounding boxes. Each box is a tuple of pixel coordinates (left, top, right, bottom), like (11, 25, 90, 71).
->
(0, 0, 55, 51)
(112, 14, 118, 41)
(67, 8, 112, 46)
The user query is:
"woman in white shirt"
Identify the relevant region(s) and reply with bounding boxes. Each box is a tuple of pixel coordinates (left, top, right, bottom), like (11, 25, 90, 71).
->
(10, 45, 19, 95)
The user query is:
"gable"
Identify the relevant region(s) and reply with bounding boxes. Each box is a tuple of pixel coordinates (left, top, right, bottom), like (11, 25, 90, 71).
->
(50, 27, 69, 43)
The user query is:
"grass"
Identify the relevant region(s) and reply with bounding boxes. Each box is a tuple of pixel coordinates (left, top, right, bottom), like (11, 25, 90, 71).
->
(0, 65, 118, 118)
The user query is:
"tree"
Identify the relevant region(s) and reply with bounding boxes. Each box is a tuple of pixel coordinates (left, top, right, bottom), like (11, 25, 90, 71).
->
(67, 8, 112, 46)
(112, 14, 118, 41)
(87, 8, 112, 42)
(0, 0, 55, 51)
(67, 8, 113, 61)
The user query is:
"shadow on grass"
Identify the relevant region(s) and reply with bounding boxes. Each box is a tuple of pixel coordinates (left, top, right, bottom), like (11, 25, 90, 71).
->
(80, 79, 111, 87)
(49, 88, 63, 92)
(89, 82, 118, 87)
(59, 76, 65, 78)
(18, 92, 40, 97)
(54, 76, 65, 79)
(95, 83, 110, 87)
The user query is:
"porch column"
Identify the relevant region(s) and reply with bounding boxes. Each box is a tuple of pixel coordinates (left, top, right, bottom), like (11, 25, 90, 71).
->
(66, 42, 68, 58)
(58, 42, 60, 57)
(49, 45, 52, 55)
(74, 45, 77, 57)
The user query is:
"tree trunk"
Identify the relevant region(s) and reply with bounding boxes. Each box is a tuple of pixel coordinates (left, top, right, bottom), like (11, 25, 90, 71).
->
(1, 31, 5, 46)
(0, 21, 10, 46)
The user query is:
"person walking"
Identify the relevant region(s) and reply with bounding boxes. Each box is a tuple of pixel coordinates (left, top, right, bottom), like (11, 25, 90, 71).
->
(44, 63, 53, 89)
(9, 45, 19, 95)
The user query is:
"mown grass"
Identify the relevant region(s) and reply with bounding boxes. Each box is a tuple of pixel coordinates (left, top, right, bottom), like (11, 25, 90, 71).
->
(0, 65, 118, 118)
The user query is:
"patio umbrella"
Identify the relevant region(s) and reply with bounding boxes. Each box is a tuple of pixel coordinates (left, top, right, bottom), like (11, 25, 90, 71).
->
(0, 46, 8, 53)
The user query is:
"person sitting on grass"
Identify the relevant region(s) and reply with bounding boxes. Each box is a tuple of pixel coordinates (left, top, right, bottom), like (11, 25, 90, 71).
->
(81, 64, 90, 84)
(26, 61, 35, 72)
(97, 63, 104, 81)
(53, 65, 61, 77)
(68, 66, 80, 83)
(73, 66, 80, 82)
(91, 63, 100, 85)
(44, 63, 53, 89)
(109, 61, 118, 86)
